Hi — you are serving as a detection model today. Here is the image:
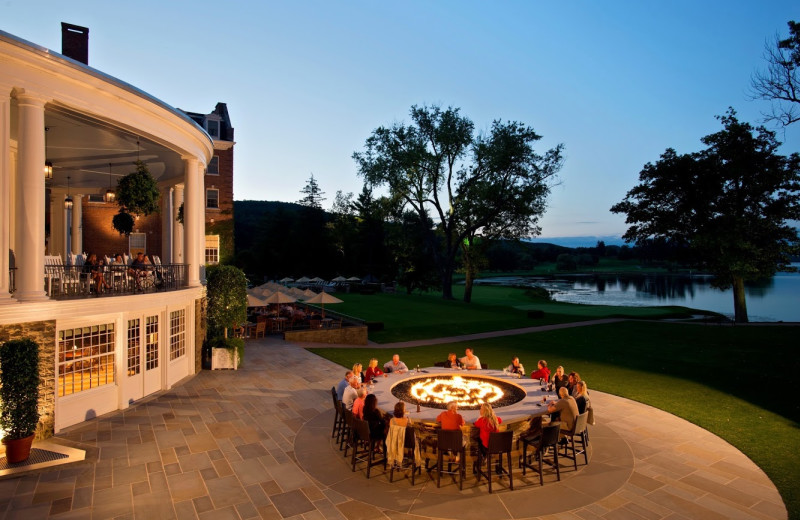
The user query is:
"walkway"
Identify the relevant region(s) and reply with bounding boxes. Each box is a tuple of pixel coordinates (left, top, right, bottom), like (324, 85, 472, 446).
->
(0, 337, 786, 519)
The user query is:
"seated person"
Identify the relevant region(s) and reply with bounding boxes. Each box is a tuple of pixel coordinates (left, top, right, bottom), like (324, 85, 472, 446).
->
(547, 387, 579, 435)
(444, 352, 462, 369)
(436, 401, 464, 430)
(530, 359, 551, 381)
(506, 356, 525, 376)
(460, 348, 481, 370)
(574, 380, 592, 415)
(364, 358, 384, 382)
(336, 370, 353, 401)
(352, 387, 367, 419)
(342, 377, 361, 410)
(474, 403, 502, 456)
(567, 371, 582, 397)
(83, 253, 110, 293)
(128, 252, 149, 288)
(390, 401, 412, 427)
(383, 354, 408, 373)
(352, 363, 364, 384)
(363, 394, 387, 440)
(552, 365, 569, 393)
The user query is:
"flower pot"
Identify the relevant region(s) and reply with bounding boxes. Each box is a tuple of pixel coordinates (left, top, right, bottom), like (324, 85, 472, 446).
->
(211, 347, 239, 370)
(2, 434, 35, 463)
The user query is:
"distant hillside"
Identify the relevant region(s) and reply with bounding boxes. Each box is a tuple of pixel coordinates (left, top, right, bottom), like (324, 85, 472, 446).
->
(528, 235, 626, 248)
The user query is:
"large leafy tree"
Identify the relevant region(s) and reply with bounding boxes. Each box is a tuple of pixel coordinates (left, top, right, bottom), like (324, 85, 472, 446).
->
(611, 109, 800, 322)
(353, 105, 563, 300)
(751, 20, 800, 126)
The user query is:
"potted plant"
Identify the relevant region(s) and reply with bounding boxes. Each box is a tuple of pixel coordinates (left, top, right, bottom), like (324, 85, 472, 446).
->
(205, 265, 248, 369)
(0, 338, 41, 463)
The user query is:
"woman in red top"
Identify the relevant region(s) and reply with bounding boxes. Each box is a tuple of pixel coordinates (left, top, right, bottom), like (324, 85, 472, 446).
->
(474, 403, 502, 455)
(364, 358, 384, 382)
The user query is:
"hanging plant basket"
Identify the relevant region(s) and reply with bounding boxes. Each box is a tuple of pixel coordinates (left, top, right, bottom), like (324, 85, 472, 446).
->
(112, 211, 135, 236)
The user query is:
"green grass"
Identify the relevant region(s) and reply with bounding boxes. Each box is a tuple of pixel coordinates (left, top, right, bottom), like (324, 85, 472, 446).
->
(334, 285, 711, 343)
(311, 295, 800, 519)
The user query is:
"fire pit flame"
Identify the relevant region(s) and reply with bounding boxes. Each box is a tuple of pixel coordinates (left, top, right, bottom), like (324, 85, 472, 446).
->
(391, 374, 525, 410)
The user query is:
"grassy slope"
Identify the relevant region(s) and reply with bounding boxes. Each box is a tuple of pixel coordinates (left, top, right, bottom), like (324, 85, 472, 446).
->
(313, 287, 800, 518)
(334, 285, 704, 343)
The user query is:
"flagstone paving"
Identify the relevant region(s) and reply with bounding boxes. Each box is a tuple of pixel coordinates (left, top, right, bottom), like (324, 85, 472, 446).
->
(0, 336, 787, 519)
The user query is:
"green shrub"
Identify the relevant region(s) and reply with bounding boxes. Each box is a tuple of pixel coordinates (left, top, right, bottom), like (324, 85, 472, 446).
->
(0, 338, 41, 439)
(206, 265, 247, 338)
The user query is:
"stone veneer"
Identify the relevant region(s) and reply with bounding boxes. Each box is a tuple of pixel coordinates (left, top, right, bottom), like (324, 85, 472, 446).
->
(0, 320, 57, 439)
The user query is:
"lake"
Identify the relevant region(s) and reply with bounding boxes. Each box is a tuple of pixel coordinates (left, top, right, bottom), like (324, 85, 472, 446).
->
(474, 264, 800, 322)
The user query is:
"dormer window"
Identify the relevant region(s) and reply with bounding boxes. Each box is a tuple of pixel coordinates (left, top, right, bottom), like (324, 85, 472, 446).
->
(206, 120, 220, 138)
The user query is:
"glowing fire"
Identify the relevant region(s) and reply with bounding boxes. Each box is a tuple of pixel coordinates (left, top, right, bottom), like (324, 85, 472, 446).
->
(408, 375, 503, 407)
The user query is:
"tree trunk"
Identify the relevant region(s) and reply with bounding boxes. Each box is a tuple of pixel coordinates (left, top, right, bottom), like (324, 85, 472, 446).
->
(441, 266, 454, 299)
(732, 276, 749, 323)
(463, 271, 474, 303)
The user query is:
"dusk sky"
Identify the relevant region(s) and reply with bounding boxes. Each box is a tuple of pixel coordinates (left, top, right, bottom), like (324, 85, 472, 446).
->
(4, 1, 799, 240)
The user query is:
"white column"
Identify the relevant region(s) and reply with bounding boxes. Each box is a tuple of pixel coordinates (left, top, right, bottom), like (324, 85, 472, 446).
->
(161, 187, 172, 263)
(172, 184, 184, 265)
(14, 91, 48, 301)
(183, 157, 202, 287)
(0, 86, 14, 303)
(71, 195, 82, 255)
(196, 163, 206, 284)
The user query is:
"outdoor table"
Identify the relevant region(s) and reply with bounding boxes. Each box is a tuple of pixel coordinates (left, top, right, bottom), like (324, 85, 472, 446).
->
(364, 367, 558, 468)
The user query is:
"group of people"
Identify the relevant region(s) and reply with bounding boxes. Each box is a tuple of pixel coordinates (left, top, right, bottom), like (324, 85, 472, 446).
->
(80, 251, 156, 293)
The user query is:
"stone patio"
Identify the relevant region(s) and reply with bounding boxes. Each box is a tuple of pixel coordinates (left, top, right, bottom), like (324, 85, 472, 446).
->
(0, 336, 787, 519)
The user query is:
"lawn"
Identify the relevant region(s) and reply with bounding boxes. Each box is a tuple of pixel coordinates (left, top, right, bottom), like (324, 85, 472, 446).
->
(310, 291, 800, 519)
(332, 285, 707, 343)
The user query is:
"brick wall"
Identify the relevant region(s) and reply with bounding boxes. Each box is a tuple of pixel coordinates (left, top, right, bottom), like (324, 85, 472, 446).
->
(81, 198, 163, 258)
(0, 321, 57, 439)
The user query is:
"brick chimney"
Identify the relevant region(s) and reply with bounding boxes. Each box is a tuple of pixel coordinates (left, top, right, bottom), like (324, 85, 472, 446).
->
(61, 22, 89, 65)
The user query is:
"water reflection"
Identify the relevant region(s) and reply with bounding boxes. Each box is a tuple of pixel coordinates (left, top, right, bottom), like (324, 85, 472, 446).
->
(474, 264, 800, 322)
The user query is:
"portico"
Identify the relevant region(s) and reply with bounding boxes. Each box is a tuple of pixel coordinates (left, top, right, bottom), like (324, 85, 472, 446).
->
(0, 29, 211, 434)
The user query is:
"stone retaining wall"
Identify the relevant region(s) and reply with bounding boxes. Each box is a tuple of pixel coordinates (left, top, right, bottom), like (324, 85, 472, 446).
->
(284, 325, 368, 345)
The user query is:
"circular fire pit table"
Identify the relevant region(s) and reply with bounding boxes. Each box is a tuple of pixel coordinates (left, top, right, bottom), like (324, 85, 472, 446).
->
(364, 367, 563, 467)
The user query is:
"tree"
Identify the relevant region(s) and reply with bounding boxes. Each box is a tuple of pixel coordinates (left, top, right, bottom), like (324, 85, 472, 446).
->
(297, 173, 326, 209)
(353, 105, 563, 300)
(611, 109, 800, 322)
(751, 21, 800, 126)
(206, 265, 247, 338)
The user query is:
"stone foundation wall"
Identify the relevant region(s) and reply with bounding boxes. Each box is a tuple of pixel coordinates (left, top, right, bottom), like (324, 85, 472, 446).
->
(0, 320, 57, 439)
(284, 326, 368, 345)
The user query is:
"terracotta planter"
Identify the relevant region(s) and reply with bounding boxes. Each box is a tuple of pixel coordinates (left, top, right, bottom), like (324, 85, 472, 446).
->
(2, 433, 35, 463)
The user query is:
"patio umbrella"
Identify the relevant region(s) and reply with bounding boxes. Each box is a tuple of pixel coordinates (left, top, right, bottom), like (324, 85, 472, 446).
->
(289, 287, 306, 298)
(331, 276, 347, 282)
(309, 277, 325, 283)
(264, 291, 297, 304)
(346, 276, 361, 282)
(303, 289, 318, 298)
(304, 292, 343, 318)
(279, 277, 294, 283)
(247, 294, 268, 307)
(295, 276, 311, 283)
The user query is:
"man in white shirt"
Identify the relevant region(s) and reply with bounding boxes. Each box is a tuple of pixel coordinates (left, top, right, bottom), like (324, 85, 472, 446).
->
(342, 377, 361, 410)
(383, 354, 408, 373)
(336, 370, 354, 401)
(460, 348, 481, 370)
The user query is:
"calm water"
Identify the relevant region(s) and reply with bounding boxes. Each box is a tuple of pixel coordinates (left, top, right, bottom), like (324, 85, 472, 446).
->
(474, 264, 800, 322)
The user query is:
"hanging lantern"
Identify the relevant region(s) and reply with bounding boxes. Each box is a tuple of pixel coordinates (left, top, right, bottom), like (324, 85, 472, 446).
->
(64, 175, 73, 210)
(44, 160, 53, 180)
(105, 163, 116, 203)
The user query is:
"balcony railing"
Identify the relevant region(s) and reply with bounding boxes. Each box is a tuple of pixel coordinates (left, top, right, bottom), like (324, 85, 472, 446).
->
(38, 263, 188, 300)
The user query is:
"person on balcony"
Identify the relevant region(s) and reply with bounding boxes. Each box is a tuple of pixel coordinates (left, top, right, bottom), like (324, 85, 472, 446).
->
(83, 254, 110, 294)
